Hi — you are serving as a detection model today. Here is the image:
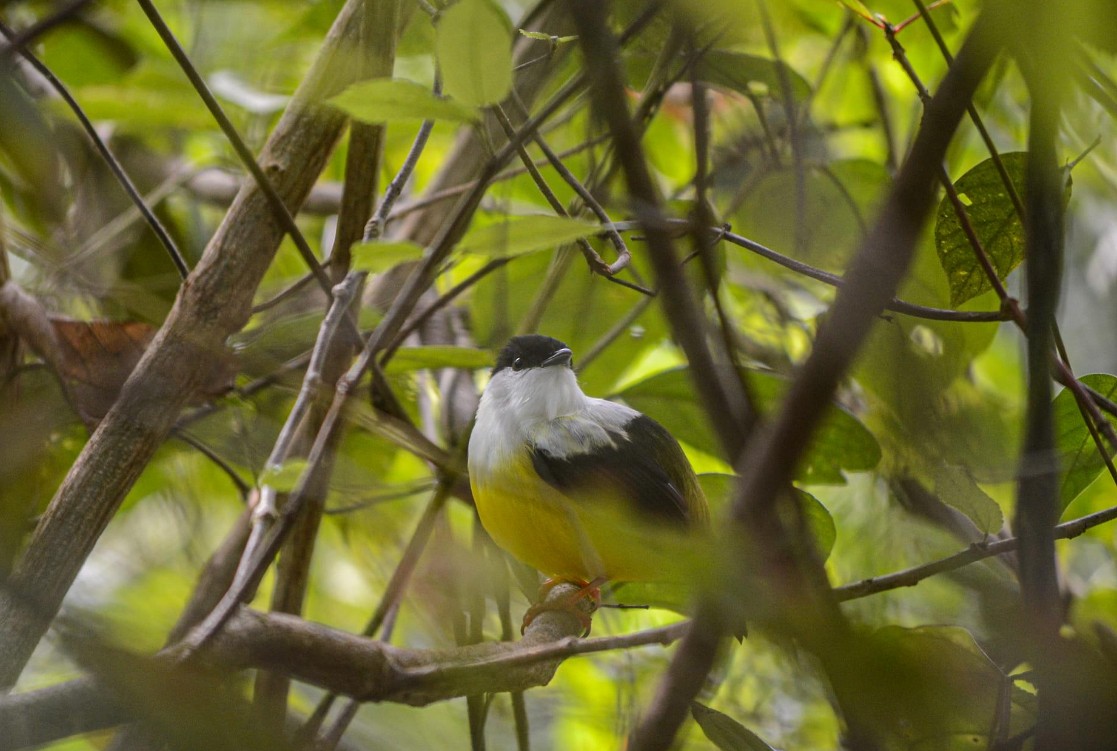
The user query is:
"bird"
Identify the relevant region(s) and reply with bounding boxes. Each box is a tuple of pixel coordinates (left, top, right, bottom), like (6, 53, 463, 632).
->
(468, 334, 709, 633)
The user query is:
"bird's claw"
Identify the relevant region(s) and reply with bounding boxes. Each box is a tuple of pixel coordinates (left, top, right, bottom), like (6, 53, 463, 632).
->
(521, 577, 604, 637)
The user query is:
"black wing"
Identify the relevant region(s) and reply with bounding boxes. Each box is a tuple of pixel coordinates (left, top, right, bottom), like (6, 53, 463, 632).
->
(530, 414, 705, 526)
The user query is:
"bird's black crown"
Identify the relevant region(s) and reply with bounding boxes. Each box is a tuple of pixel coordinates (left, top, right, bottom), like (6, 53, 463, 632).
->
(493, 335, 571, 374)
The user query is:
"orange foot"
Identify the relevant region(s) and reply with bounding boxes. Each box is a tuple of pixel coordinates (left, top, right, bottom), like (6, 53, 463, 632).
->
(521, 576, 607, 637)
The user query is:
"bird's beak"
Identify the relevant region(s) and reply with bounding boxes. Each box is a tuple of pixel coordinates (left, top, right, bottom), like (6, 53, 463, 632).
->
(541, 348, 573, 368)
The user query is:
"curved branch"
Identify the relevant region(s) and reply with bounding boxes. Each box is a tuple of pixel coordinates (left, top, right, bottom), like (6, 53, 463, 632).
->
(0, 586, 687, 750)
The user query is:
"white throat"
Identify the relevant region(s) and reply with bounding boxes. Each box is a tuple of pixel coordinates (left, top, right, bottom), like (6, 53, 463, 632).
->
(469, 364, 639, 486)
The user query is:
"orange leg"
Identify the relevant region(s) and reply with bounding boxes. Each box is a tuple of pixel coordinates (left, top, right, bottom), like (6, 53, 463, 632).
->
(522, 576, 607, 636)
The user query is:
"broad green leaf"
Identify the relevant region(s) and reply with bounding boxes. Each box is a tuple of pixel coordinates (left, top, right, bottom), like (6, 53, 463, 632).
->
(328, 79, 477, 124)
(436, 0, 513, 107)
(1054, 374, 1117, 511)
(797, 487, 837, 559)
(931, 464, 1004, 534)
(351, 241, 425, 273)
(457, 215, 600, 257)
(260, 458, 308, 492)
(384, 346, 492, 373)
(618, 368, 880, 483)
(691, 703, 777, 751)
(697, 49, 811, 101)
(934, 152, 1060, 307)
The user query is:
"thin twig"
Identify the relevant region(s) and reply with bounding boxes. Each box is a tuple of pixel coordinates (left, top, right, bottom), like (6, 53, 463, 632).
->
(363, 76, 442, 242)
(835, 502, 1117, 601)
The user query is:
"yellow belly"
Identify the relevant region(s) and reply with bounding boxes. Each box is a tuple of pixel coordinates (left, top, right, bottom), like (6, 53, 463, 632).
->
(471, 451, 685, 583)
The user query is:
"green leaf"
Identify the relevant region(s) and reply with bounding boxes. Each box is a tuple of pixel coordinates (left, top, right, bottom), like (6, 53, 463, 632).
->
(436, 0, 513, 107)
(260, 459, 308, 493)
(1054, 374, 1117, 511)
(351, 241, 425, 273)
(384, 346, 493, 373)
(328, 78, 477, 124)
(699, 474, 835, 559)
(691, 703, 777, 751)
(931, 464, 1005, 534)
(618, 368, 880, 483)
(696, 49, 811, 101)
(934, 152, 1065, 307)
(796, 488, 837, 559)
(457, 215, 600, 257)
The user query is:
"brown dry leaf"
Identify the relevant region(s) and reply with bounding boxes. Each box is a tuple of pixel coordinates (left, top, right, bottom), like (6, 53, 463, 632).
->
(51, 318, 156, 421)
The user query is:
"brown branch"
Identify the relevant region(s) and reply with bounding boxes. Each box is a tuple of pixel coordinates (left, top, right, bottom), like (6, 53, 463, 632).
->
(0, 586, 684, 750)
(0, 0, 371, 689)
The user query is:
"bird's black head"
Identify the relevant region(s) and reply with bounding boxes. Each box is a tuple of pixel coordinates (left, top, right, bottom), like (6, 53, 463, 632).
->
(493, 335, 573, 375)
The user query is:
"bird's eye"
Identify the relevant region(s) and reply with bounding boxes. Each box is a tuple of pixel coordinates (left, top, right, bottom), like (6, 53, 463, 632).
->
(511, 357, 524, 372)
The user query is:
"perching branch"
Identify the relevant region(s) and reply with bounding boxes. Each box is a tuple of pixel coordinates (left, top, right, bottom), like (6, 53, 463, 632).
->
(0, 586, 684, 750)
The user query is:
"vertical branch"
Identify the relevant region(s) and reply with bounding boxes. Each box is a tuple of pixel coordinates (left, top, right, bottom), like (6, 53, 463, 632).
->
(1014, 6, 1068, 747)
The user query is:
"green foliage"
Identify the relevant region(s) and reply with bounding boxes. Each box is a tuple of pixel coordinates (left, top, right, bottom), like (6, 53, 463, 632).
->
(351, 240, 426, 272)
(456, 214, 601, 257)
(1054, 374, 1117, 511)
(4, 0, 1117, 749)
(698, 474, 837, 560)
(934, 152, 1043, 307)
(384, 345, 493, 373)
(328, 79, 478, 124)
(618, 367, 881, 483)
(932, 464, 1005, 534)
(435, 0, 514, 107)
(691, 702, 778, 751)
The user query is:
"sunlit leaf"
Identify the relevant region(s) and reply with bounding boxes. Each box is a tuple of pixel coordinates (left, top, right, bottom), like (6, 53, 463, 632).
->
(457, 215, 600, 257)
(931, 464, 1005, 534)
(436, 0, 513, 107)
(934, 152, 1069, 307)
(351, 240, 426, 273)
(384, 346, 492, 373)
(1054, 374, 1117, 511)
(692, 702, 777, 751)
(328, 78, 477, 123)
